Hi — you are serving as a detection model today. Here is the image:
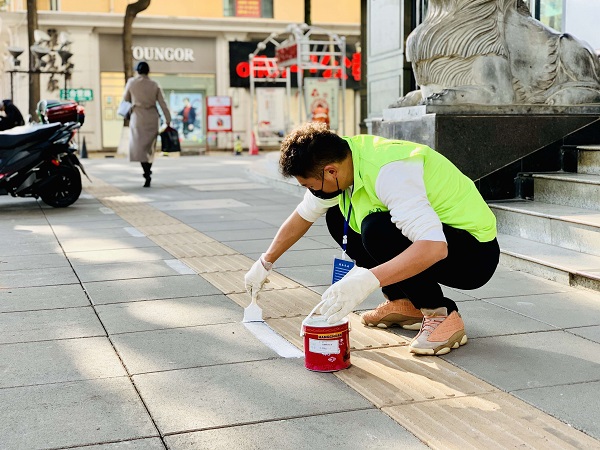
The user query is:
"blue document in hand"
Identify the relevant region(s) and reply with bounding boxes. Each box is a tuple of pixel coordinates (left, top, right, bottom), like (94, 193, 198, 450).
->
(331, 257, 355, 284)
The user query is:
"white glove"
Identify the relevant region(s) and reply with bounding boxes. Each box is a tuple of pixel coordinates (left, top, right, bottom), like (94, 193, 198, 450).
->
(244, 254, 273, 295)
(318, 266, 380, 324)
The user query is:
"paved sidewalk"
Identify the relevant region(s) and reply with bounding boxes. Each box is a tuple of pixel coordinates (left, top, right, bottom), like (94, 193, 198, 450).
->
(0, 153, 599, 449)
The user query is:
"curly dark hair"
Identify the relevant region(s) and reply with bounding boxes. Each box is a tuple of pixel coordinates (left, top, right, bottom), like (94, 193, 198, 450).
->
(279, 122, 350, 179)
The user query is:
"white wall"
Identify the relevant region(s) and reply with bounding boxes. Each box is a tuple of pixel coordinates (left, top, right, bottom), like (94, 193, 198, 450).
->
(565, 0, 600, 51)
(366, 0, 405, 119)
(70, 28, 101, 150)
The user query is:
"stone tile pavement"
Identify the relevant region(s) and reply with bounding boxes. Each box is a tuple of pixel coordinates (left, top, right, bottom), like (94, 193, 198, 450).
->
(0, 153, 598, 449)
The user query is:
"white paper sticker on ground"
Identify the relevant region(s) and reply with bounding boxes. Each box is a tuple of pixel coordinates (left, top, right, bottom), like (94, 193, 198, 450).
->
(99, 207, 115, 214)
(164, 259, 196, 275)
(243, 322, 304, 358)
(124, 227, 145, 237)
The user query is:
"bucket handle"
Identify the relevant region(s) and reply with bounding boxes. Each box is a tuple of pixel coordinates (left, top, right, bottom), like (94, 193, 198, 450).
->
(300, 298, 328, 336)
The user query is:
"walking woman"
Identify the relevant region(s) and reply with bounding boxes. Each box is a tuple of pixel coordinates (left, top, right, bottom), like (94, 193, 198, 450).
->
(122, 61, 171, 187)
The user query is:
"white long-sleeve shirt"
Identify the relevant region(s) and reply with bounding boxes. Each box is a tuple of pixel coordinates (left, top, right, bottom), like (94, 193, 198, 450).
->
(295, 159, 447, 243)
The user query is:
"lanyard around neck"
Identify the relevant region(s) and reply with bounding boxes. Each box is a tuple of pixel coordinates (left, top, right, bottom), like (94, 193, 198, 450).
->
(342, 188, 353, 254)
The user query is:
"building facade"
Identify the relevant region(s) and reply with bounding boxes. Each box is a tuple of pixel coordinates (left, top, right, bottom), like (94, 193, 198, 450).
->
(0, 0, 360, 151)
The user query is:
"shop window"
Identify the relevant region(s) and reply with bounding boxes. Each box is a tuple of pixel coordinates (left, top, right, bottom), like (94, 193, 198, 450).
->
(526, 0, 564, 31)
(224, 0, 273, 18)
(100, 72, 215, 150)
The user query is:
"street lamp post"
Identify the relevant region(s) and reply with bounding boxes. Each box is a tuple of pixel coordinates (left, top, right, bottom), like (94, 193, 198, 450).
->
(6, 29, 74, 105)
(8, 69, 71, 100)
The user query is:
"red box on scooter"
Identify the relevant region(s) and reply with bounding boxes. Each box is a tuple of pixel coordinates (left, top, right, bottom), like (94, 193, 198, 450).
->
(41, 100, 85, 126)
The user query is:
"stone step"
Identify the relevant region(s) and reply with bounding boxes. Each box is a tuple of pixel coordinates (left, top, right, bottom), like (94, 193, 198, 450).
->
(497, 233, 600, 292)
(577, 144, 600, 175)
(489, 200, 600, 257)
(532, 172, 600, 210)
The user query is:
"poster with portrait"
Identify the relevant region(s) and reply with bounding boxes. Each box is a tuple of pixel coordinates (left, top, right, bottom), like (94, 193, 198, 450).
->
(169, 92, 204, 145)
(304, 78, 339, 130)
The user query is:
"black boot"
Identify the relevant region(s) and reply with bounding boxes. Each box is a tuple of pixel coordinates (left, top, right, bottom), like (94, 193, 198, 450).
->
(141, 162, 152, 188)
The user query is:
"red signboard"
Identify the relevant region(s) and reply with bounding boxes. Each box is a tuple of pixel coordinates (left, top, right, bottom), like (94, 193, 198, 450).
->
(275, 44, 298, 66)
(206, 96, 232, 132)
(236, 0, 261, 17)
(228, 41, 362, 89)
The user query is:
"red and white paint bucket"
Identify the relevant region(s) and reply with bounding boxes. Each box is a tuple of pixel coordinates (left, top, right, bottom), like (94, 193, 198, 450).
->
(301, 301, 351, 372)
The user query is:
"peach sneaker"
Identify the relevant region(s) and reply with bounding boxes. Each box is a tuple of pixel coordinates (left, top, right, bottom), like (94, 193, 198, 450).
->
(361, 299, 424, 330)
(409, 307, 467, 356)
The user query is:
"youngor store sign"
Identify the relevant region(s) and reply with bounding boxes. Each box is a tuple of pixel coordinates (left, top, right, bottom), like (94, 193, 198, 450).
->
(132, 46, 195, 62)
(99, 35, 215, 74)
(229, 41, 361, 89)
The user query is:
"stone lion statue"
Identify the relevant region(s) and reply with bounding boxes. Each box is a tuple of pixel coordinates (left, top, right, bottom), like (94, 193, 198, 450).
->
(392, 0, 600, 106)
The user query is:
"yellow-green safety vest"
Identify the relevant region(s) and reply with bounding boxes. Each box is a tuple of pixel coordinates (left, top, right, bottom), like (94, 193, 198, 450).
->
(340, 135, 497, 242)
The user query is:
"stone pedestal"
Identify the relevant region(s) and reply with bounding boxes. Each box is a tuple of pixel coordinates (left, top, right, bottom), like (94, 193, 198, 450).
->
(368, 105, 600, 181)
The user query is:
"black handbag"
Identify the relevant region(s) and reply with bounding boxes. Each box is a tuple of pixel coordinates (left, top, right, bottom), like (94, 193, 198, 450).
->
(160, 126, 181, 152)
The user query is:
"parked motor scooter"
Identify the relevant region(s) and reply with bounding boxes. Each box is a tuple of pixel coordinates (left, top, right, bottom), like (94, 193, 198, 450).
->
(0, 121, 88, 207)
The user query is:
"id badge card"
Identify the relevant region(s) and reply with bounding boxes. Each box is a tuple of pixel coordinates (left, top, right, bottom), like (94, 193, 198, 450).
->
(331, 254, 355, 284)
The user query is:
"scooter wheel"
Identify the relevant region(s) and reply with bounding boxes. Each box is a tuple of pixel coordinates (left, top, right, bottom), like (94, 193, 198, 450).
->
(40, 166, 82, 208)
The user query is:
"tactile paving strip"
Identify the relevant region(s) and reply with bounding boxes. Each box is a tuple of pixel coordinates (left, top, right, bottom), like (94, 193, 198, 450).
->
(83, 177, 600, 449)
(335, 346, 497, 407)
(229, 286, 321, 318)
(346, 314, 411, 350)
(148, 233, 215, 246)
(267, 315, 409, 350)
(183, 254, 254, 273)
(83, 180, 122, 197)
(203, 271, 300, 295)
(136, 224, 197, 236)
(383, 392, 600, 449)
(161, 241, 239, 258)
(118, 214, 182, 227)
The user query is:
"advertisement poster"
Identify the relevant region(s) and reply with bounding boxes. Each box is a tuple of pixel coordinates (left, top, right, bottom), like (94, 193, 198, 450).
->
(206, 96, 232, 132)
(256, 87, 286, 144)
(169, 92, 204, 145)
(304, 78, 339, 130)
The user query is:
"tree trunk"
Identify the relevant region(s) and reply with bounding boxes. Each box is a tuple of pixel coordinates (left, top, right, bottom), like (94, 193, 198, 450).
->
(122, 0, 151, 83)
(304, 0, 311, 25)
(27, 0, 39, 119)
(121, 0, 151, 130)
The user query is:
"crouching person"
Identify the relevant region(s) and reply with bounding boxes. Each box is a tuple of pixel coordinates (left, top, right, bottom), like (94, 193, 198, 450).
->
(244, 123, 499, 356)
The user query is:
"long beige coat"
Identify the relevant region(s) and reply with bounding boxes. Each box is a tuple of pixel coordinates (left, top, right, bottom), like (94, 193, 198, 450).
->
(122, 75, 172, 162)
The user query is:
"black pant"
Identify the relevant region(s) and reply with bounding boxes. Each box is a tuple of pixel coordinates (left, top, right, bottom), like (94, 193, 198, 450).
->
(326, 208, 500, 313)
